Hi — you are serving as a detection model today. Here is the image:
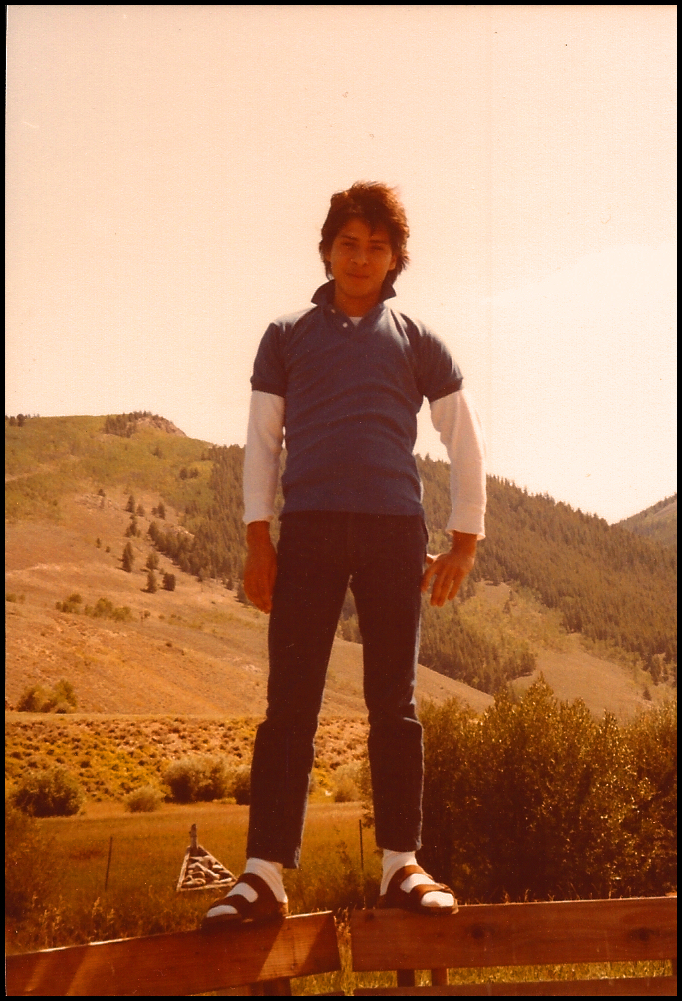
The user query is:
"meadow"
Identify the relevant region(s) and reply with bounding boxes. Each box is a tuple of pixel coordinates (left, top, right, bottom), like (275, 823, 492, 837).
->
(6, 798, 671, 996)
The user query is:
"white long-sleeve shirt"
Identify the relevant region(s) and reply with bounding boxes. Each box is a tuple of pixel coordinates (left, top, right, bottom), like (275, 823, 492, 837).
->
(243, 389, 486, 538)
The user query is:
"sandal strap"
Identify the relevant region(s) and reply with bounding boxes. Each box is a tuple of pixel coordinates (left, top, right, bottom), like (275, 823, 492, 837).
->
(385, 864, 430, 897)
(209, 872, 279, 919)
(384, 864, 453, 906)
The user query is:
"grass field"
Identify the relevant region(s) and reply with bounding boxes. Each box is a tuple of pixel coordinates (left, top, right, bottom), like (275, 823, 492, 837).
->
(7, 798, 671, 996)
(5, 801, 378, 954)
(6, 799, 670, 996)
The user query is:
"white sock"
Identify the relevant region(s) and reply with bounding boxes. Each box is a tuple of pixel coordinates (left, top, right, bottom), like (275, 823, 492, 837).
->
(381, 850, 454, 910)
(206, 858, 287, 917)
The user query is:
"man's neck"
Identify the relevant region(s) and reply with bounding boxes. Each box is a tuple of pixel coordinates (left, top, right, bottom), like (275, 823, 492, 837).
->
(332, 289, 382, 317)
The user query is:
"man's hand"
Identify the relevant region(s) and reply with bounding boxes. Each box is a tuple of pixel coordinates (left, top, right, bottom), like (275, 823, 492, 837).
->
(421, 531, 477, 607)
(243, 521, 277, 613)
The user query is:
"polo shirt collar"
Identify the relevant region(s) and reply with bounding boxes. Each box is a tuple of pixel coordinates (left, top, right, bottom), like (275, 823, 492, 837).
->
(311, 278, 397, 307)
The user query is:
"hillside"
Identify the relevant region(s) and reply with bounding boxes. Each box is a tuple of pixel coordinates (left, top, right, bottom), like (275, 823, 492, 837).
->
(617, 494, 677, 549)
(5, 414, 676, 719)
(6, 514, 488, 717)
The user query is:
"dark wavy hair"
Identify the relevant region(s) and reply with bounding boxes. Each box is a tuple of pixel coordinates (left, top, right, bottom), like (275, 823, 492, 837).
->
(319, 182, 410, 281)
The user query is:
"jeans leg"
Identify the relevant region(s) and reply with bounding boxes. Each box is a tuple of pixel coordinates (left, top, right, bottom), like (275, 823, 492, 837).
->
(247, 513, 349, 868)
(349, 515, 427, 853)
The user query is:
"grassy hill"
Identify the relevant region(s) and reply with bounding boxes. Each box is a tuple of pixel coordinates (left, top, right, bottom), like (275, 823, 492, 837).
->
(617, 493, 677, 548)
(5, 414, 676, 725)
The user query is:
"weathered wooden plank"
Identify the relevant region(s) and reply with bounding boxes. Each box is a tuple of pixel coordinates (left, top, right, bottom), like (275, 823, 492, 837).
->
(350, 898, 677, 972)
(353, 976, 677, 995)
(6, 911, 340, 997)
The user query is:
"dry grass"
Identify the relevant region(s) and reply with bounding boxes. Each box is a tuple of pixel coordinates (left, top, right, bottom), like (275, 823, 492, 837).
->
(4, 713, 374, 803)
(5, 506, 494, 717)
(5, 800, 373, 954)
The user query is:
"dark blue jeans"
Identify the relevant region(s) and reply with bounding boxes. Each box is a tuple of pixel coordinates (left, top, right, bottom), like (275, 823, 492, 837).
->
(246, 511, 428, 868)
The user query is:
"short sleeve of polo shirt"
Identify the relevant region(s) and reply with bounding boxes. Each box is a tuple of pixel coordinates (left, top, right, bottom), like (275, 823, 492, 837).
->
(411, 324, 463, 403)
(250, 321, 288, 398)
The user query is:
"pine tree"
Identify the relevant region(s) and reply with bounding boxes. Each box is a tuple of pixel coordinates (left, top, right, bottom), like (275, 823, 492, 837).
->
(122, 542, 135, 573)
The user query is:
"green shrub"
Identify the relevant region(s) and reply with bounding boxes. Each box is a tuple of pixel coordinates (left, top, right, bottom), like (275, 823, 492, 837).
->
(16, 684, 51, 712)
(52, 678, 78, 710)
(11, 767, 84, 817)
(164, 755, 231, 803)
(84, 597, 133, 621)
(5, 799, 56, 918)
(124, 785, 163, 813)
(419, 681, 677, 903)
(16, 678, 78, 714)
(230, 765, 251, 805)
(55, 592, 82, 613)
(332, 764, 362, 803)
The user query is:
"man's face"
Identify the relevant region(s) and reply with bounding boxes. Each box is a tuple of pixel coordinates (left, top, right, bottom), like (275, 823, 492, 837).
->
(325, 217, 398, 314)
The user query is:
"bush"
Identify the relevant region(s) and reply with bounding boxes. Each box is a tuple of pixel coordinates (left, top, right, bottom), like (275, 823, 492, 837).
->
(5, 799, 56, 918)
(16, 679, 78, 713)
(162, 572, 176, 592)
(16, 684, 51, 712)
(419, 680, 678, 903)
(55, 592, 82, 614)
(164, 756, 231, 803)
(11, 767, 84, 817)
(332, 763, 362, 803)
(124, 785, 163, 813)
(230, 765, 251, 805)
(84, 597, 133, 621)
(52, 678, 78, 710)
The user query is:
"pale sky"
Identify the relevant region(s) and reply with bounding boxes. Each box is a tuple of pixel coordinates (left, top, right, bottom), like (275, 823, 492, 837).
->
(6, 6, 676, 524)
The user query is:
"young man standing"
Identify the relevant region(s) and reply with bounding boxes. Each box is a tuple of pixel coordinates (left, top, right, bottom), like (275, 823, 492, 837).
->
(203, 182, 486, 926)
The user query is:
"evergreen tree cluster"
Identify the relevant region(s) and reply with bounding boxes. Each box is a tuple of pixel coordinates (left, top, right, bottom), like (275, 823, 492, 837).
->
(5, 414, 36, 427)
(103, 411, 156, 437)
(419, 457, 677, 683)
(144, 445, 675, 694)
(147, 445, 253, 586)
(419, 599, 536, 694)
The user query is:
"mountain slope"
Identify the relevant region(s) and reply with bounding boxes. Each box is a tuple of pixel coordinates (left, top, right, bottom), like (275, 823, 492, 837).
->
(5, 415, 676, 716)
(617, 494, 677, 548)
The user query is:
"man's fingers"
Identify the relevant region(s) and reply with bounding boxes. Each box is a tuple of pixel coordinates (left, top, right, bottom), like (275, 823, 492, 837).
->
(424, 559, 465, 606)
(244, 573, 274, 613)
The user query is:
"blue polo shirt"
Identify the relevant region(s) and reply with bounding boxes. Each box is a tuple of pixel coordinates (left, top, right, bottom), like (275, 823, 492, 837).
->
(251, 280, 463, 518)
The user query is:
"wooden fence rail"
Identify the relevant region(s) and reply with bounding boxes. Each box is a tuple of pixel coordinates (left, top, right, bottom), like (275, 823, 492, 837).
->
(350, 896, 677, 996)
(6, 911, 341, 997)
(6, 897, 676, 997)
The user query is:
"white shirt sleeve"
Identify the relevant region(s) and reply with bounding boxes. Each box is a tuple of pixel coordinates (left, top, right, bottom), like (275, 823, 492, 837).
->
(429, 389, 487, 539)
(242, 390, 285, 524)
